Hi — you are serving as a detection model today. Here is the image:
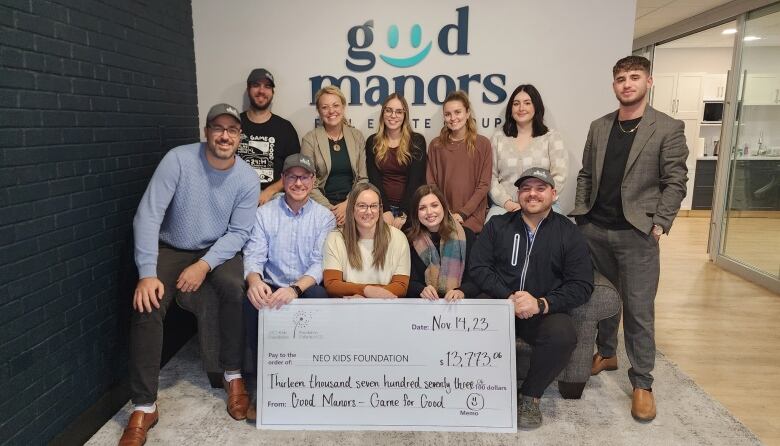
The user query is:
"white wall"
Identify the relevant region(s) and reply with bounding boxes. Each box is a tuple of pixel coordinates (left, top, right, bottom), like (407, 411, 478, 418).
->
(742, 46, 780, 73)
(653, 47, 733, 74)
(191, 0, 636, 211)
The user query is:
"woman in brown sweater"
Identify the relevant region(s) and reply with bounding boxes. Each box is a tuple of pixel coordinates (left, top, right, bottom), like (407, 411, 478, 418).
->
(426, 90, 492, 233)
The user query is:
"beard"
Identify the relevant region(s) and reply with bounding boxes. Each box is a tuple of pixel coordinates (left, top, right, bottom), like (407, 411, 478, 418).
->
(616, 89, 648, 107)
(207, 141, 237, 160)
(249, 93, 272, 111)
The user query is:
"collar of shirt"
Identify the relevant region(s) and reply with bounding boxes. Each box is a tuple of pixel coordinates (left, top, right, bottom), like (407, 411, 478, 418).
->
(279, 195, 312, 217)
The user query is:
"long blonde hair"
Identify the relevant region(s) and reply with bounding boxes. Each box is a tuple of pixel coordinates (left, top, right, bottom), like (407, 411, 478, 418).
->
(342, 183, 391, 270)
(439, 90, 478, 155)
(315, 85, 350, 127)
(374, 93, 412, 166)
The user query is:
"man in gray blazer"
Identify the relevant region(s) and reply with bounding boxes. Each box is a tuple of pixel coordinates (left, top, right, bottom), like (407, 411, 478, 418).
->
(570, 55, 688, 422)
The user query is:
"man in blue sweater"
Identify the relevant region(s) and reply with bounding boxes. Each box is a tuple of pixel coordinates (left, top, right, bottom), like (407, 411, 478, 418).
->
(470, 168, 593, 429)
(120, 104, 260, 446)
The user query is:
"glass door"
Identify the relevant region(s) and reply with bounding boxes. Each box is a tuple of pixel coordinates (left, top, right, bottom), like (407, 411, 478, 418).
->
(720, 4, 780, 281)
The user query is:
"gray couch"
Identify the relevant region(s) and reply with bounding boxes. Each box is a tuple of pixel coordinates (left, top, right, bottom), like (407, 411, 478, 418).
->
(516, 271, 621, 399)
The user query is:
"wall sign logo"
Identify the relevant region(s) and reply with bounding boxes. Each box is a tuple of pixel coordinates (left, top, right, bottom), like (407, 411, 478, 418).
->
(346, 6, 468, 71)
(380, 23, 432, 68)
(309, 6, 506, 107)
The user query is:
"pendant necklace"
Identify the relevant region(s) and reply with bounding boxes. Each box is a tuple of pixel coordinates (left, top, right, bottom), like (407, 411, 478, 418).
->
(328, 131, 343, 151)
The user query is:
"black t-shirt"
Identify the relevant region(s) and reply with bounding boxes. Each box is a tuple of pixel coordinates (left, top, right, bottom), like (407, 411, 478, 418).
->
(587, 116, 641, 230)
(237, 113, 300, 188)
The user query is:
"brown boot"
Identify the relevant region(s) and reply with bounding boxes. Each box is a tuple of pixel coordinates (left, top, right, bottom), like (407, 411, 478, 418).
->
(118, 408, 158, 446)
(591, 353, 618, 375)
(224, 377, 250, 420)
(631, 388, 656, 422)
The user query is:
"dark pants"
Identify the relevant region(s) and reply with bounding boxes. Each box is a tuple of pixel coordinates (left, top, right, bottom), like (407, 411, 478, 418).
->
(129, 245, 246, 405)
(578, 222, 659, 390)
(244, 285, 327, 368)
(517, 313, 577, 398)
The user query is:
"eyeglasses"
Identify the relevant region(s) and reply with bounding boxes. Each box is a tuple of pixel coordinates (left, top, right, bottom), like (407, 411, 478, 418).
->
(284, 174, 314, 184)
(355, 203, 380, 212)
(208, 125, 240, 137)
(383, 108, 405, 117)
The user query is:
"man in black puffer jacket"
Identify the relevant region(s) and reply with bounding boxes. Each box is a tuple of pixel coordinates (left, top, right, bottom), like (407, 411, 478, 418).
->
(470, 167, 593, 429)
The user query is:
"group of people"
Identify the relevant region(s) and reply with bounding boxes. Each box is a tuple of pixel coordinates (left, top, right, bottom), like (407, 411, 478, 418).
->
(118, 55, 688, 445)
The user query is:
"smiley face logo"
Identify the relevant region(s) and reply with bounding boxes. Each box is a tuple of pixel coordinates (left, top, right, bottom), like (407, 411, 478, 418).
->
(380, 24, 432, 68)
(466, 393, 484, 411)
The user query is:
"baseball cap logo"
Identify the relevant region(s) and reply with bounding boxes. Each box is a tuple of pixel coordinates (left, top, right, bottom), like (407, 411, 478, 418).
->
(227, 106, 237, 115)
(532, 169, 547, 178)
(300, 157, 311, 166)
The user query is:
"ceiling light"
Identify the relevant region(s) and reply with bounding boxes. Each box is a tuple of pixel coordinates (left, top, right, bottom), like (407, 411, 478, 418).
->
(743, 36, 762, 41)
(721, 28, 737, 35)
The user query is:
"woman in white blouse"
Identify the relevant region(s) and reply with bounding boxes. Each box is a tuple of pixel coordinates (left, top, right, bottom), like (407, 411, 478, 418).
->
(488, 84, 568, 220)
(322, 183, 410, 298)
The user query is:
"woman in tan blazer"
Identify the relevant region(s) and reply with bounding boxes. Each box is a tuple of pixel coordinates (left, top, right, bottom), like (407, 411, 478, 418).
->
(301, 85, 367, 226)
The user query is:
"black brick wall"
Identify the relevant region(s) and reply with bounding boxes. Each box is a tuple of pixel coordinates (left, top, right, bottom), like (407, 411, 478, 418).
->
(0, 0, 200, 444)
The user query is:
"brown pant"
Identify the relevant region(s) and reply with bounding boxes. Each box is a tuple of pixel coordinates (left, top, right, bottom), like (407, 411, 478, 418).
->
(129, 244, 245, 404)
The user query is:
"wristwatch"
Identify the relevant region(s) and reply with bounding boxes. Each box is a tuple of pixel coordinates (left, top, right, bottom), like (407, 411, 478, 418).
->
(536, 298, 547, 315)
(290, 284, 303, 297)
(652, 224, 664, 237)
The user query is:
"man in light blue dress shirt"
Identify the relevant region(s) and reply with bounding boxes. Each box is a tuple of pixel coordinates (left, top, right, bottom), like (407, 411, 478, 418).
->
(242, 153, 335, 419)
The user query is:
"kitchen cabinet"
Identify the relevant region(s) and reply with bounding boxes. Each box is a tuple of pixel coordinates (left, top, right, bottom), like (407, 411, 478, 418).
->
(742, 73, 780, 105)
(692, 159, 717, 209)
(702, 73, 728, 100)
(651, 73, 703, 120)
(727, 159, 780, 210)
(694, 159, 780, 210)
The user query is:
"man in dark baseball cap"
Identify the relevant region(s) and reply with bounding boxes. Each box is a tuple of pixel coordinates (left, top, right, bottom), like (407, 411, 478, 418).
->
(470, 164, 592, 429)
(246, 68, 275, 87)
(239, 68, 301, 205)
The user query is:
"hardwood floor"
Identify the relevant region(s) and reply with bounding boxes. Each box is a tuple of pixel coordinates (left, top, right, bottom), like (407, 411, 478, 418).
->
(656, 216, 780, 445)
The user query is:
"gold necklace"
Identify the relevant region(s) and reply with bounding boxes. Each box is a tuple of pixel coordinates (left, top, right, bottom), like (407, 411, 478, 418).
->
(618, 119, 640, 134)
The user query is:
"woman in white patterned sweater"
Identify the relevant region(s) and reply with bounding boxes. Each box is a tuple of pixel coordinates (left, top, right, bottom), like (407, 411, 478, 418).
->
(487, 84, 568, 221)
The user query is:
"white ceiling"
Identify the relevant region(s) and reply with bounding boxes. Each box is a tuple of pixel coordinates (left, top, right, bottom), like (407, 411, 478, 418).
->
(634, 0, 735, 38)
(650, 4, 780, 48)
(657, 21, 737, 48)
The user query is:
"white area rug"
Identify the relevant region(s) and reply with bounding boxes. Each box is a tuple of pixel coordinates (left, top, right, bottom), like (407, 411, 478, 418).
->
(87, 339, 761, 445)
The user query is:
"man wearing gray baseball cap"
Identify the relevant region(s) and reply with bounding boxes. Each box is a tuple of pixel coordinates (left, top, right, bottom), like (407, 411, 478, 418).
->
(242, 153, 336, 420)
(121, 103, 259, 445)
(470, 167, 593, 429)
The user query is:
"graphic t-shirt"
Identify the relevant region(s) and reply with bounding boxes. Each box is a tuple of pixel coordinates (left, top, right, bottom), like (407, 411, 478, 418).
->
(238, 113, 300, 188)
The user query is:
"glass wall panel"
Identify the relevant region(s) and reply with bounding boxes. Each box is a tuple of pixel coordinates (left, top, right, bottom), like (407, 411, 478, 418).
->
(721, 5, 780, 279)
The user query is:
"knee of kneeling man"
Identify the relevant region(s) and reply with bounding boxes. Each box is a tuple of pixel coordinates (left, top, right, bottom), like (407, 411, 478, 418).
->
(548, 317, 578, 349)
